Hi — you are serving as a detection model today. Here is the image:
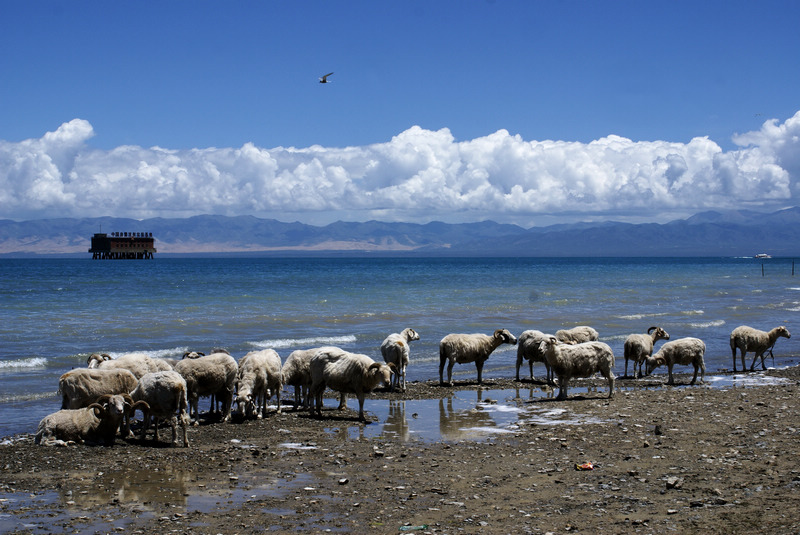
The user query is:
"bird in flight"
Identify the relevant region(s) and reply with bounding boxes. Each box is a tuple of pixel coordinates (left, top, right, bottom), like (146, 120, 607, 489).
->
(319, 72, 334, 83)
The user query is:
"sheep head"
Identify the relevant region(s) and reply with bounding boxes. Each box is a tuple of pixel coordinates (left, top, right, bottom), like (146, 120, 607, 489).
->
(182, 351, 205, 359)
(86, 353, 111, 368)
(775, 326, 791, 340)
(649, 327, 670, 342)
(494, 329, 518, 346)
(368, 362, 393, 387)
(645, 355, 666, 375)
(402, 328, 420, 342)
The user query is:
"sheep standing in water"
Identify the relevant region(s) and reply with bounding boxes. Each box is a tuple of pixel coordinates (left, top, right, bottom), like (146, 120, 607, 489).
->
(623, 326, 670, 378)
(439, 329, 518, 386)
(538, 336, 615, 401)
(380, 328, 420, 392)
(645, 337, 706, 385)
(310, 347, 394, 422)
(730, 325, 791, 372)
(555, 326, 599, 345)
(515, 329, 555, 384)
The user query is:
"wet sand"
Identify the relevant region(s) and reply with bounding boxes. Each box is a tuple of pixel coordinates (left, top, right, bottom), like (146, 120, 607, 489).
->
(2, 367, 800, 534)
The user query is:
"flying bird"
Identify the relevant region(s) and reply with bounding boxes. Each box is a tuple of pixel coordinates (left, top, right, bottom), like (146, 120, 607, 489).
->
(319, 72, 334, 83)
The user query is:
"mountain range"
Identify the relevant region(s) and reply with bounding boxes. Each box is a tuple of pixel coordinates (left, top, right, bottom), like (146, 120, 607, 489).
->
(1, 207, 798, 257)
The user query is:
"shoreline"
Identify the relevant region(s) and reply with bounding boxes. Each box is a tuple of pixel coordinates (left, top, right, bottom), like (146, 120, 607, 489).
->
(2, 367, 800, 533)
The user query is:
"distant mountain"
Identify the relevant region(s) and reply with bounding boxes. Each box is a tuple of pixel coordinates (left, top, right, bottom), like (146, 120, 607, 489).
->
(1, 207, 798, 257)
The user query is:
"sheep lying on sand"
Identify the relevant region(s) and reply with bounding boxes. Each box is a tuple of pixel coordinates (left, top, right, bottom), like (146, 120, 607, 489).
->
(439, 329, 518, 386)
(380, 328, 420, 391)
(515, 330, 555, 384)
(623, 326, 670, 378)
(645, 337, 706, 385)
(730, 325, 791, 372)
(36, 394, 147, 447)
(538, 337, 615, 401)
(555, 326, 599, 345)
(129, 371, 190, 447)
(310, 347, 394, 422)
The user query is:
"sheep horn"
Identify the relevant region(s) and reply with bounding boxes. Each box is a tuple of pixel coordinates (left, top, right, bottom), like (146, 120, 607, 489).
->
(94, 393, 113, 406)
(130, 400, 150, 414)
(87, 403, 106, 417)
(647, 326, 658, 334)
(368, 362, 383, 370)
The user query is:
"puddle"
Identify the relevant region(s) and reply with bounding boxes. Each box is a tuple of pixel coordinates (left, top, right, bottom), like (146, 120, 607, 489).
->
(705, 371, 793, 388)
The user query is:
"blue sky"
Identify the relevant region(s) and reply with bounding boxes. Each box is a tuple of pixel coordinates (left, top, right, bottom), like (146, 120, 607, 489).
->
(1, 1, 799, 226)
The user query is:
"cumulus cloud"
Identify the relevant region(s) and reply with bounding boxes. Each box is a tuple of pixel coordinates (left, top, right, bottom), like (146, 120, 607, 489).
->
(1, 112, 800, 225)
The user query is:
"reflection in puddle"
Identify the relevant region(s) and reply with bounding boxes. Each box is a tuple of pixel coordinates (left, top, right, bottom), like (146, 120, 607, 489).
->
(705, 371, 793, 388)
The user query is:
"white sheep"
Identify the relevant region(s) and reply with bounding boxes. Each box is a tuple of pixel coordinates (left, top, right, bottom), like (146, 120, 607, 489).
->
(36, 393, 148, 447)
(281, 348, 320, 410)
(235, 349, 283, 418)
(555, 326, 599, 345)
(129, 371, 190, 447)
(173, 351, 238, 423)
(87, 352, 172, 379)
(623, 326, 670, 378)
(59, 368, 139, 410)
(439, 328, 518, 386)
(380, 328, 420, 391)
(515, 330, 555, 384)
(538, 336, 615, 401)
(645, 337, 706, 385)
(730, 325, 791, 372)
(310, 347, 394, 422)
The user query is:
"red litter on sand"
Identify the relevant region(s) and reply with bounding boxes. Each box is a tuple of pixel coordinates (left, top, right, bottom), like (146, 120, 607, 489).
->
(575, 462, 594, 471)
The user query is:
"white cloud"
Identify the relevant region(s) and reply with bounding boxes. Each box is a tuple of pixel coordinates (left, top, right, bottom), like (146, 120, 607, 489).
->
(1, 112, 800, 225)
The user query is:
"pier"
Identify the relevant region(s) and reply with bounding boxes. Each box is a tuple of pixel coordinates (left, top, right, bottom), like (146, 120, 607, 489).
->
(89, 232, 156, 259)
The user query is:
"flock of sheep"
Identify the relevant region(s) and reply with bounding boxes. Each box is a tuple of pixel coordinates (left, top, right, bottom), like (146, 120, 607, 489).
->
(35, 323, 791, 448)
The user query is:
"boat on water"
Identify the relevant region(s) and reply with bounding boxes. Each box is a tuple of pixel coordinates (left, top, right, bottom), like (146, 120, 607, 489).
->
(754, 253, 772, 259)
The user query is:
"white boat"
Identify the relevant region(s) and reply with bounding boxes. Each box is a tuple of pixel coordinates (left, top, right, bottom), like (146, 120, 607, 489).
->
(754, 253, 772, 259)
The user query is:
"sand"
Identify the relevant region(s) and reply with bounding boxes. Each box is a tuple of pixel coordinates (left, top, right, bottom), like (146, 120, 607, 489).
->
(2, 367, 800, 534)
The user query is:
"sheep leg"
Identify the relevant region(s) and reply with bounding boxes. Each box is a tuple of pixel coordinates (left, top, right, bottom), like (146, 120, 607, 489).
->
(401, 364, 407, 392)
(690, 364, 700, 385)
(438, 353, 449, 385)
(338, 393, 347, 410)
(605, 371, 616, 398)
(357, 393, 367, 423)
(139, 411, 151, 441)
(475, 361, 484, 385)
(514, 355, 523, 381)
(556, 377, 569, 400)
(750, 351, 767, 372)
(274, 388, 281, 415)
(624, 357, 630, 378)
(667, 364, 675, 386)
(731, 346, 739, 372)
(528, 360, 534, 381)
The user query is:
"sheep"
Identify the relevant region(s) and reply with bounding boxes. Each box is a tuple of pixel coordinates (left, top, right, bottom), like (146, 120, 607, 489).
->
(515, 329, 555, 384)
(281, 348, 320, 410)
(173, 351, 238, 423)
(128, 371, 190, 447)
(59, 368, 139, 410)
(235, 349, 283, 419)
(310, 347, 394, 422)
(623, 326, 670, 378)
(438, 329, 518, 386)
(538, 336, 616, 401)
(36, 393, 148, 446)
(87, 352, 173, 379)
(645, 337, 706, 385)
(730, 325, 791, 372)
(555, 326, 599, 345)
(380, 328, 420, 391)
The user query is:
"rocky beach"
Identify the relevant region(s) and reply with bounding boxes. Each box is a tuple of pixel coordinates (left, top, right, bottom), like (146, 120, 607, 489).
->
(2, 368, 800, 534)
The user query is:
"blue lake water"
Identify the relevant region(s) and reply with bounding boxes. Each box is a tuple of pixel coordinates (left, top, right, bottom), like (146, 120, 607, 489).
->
(1, 256, 798, 438)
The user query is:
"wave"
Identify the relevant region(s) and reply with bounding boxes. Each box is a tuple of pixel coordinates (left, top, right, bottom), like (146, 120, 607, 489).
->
(103, 347, 190, 360)
(680, 310, 704, 316)
(0, 390, 58, 403)
(689, 319, 726, 329)
(617, 312, 668, 320)
(248, 335, 358, 350)
(0, 357, 48, 370)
